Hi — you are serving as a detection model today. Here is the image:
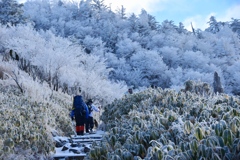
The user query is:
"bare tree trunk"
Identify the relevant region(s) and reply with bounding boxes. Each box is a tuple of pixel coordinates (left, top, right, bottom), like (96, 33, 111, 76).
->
(0, 70, 3, 80)
(191, 22, 195, 35)
(11, 71, 24, 93)
(213, 72, 223, 94)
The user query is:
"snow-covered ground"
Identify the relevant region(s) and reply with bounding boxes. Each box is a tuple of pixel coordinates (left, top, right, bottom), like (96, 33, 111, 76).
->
(52, 130, 105, 159)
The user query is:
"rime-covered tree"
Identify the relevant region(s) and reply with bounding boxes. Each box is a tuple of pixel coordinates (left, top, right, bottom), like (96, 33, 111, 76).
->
(230, 18, 240, 35)
(79, 0, 94, 21)
(91, 0, 108, 11)
(115, 37, 141, 59)
(130, 49, 170, 88)
(177, 22, 188, 34)
(0, 24, 127, 102)
(128, 13, 139, 33)
(23, 0, 52, 30)
(116, 5, 127, 19)
(205, 16, 227, 34)
(0, 0, 27, 26)
(137, 9, 152, 36)
(18, 0, 240, 95)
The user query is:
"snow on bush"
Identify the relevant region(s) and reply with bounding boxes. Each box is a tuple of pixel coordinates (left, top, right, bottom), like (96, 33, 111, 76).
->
(87, 85, 240, 160)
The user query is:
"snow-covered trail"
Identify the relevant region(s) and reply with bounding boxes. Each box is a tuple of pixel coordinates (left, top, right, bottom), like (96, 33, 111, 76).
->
(52, 130, 105, 159)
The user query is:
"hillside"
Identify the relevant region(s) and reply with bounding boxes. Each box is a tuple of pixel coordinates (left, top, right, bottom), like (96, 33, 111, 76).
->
(1, 0, 240, 159)
(0, 75, 74, 159)
(89, 84, 240, 160)
(1, 66, 240, 159)
(1, 0, 240, 95)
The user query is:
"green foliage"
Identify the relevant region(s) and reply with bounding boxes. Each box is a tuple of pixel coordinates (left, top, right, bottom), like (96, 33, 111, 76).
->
(89, 86, 240, 159)
(0, 84, 74, 159)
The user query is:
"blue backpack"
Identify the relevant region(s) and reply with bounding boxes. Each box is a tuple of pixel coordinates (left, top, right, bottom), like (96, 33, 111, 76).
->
(73, 95, 86, 116)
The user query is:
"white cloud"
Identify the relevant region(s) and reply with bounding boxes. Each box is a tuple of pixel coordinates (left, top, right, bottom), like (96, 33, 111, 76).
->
(218, 5, 240, 21)
(104, 0, 164, 15)
(183, 4, 240, 31)
(17, 0, 26, 3)
(183, 13, 215, 31)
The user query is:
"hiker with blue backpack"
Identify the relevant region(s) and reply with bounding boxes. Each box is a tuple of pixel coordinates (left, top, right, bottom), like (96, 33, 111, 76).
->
(85, 99, 100, 133)
(70, 91, 89, 136)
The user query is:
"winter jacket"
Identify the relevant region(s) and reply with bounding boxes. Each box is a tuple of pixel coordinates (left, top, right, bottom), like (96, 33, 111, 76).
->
(88, 105, 100, 117)
(84, 103, 89, 118)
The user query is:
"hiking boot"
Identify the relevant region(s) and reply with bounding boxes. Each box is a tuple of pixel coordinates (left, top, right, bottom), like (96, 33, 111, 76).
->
(77, 131, 84, 136)
(77, 132, 84, 136)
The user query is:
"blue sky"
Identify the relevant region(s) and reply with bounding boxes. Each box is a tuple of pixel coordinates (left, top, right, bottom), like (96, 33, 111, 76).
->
(104, 0, 240, 30)
(18, 0, 240, 30)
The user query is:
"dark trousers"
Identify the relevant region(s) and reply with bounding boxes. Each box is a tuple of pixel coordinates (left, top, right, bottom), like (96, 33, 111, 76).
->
(75, 114, 85, 135)
(89, 116, 94, 129)
(85, 116, 94, 132)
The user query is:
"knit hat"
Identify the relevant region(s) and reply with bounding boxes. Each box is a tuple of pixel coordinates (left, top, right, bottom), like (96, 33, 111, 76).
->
(88, 99, 93, 103)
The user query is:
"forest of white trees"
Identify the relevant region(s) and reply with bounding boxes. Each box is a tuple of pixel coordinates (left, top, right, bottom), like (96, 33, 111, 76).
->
(1, 0, 240, 100)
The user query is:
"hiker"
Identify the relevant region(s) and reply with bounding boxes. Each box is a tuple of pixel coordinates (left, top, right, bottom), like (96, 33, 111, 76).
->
(70, 92, 89, 135)
(85, 99, 100, 133)
(125, 88, 133, 95)
(128, 88, 133, 94)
